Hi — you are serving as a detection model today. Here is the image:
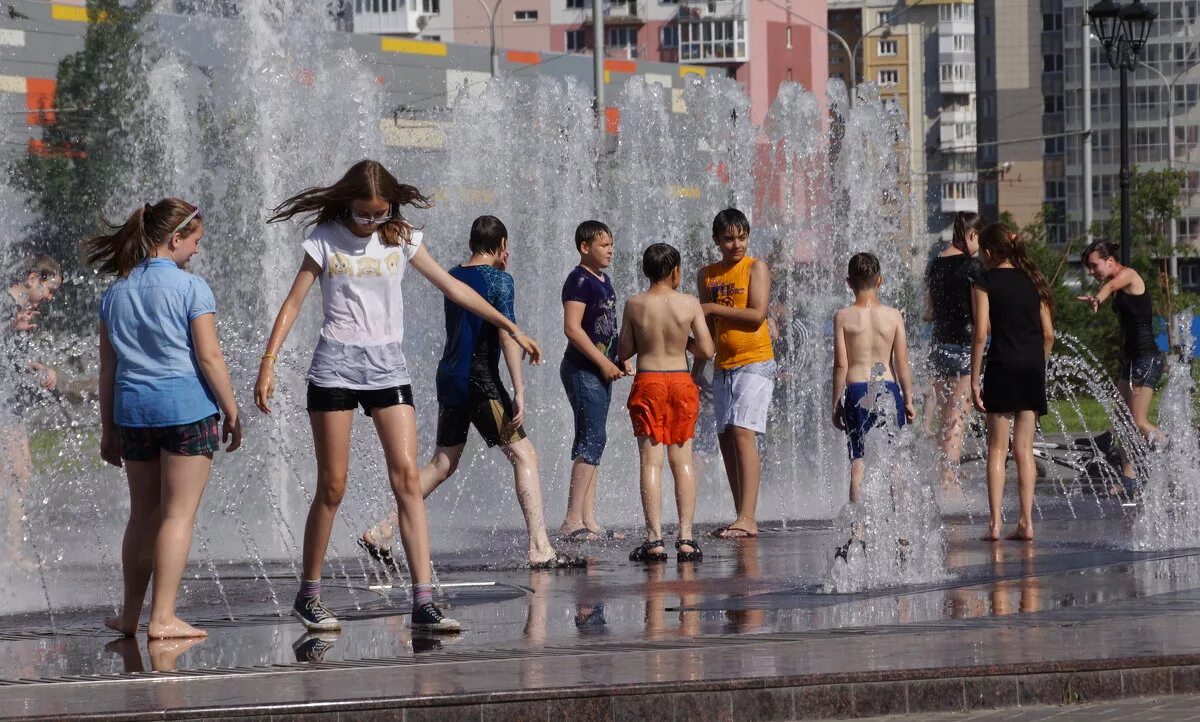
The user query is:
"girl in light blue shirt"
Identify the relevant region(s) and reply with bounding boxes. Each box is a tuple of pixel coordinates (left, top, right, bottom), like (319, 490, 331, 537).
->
(88, 197, 242, 641)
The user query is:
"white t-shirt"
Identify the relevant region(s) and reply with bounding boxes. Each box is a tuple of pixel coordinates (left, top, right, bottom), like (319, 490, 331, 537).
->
(300, 221, 423, 389)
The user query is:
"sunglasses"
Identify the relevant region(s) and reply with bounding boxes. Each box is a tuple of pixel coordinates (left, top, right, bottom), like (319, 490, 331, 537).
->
(349, 208, 393, 227)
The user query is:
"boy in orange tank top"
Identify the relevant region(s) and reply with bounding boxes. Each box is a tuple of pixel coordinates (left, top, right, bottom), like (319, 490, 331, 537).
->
(693, 209, 775, 540)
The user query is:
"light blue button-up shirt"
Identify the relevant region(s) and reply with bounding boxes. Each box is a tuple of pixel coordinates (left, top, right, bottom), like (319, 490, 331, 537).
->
(99, 258, 219, 427)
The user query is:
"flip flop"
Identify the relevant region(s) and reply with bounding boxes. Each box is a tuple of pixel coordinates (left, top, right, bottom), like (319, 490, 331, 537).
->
(559, 527, 599, 542)
(717, 527, 758, 539)
(529, 552, 588, 570)
(707, 525, 730, 539)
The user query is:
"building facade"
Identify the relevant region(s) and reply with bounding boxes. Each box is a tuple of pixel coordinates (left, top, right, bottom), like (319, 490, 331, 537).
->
(828, 0, 978, 240)
(348, 0, 828, 126)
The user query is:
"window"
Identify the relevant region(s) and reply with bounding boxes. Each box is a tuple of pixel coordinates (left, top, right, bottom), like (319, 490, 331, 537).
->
(983, 16, 992, 35)
(1045, 136, 1064, 154)
(878, 39, 898, 56)
(878, 10, 891, 25)
(661, 25, 678, 48)
(984, 57, 992, 77)
(420, 0, 439, 12)
(1044, 94, 1064, 114)
(1043, 54, 1063, 72)
(514, 9, 538, 21)
(608, 26, 639, 57)
(567, 0, 586, 7)
(878, 69, 899, 85)
(980, 96, 994, 117)
(1042, 12, 1062, 31)
(679, 19, 748, 61)
(566, 28, 586, 51)
(983, 182, 997, 204)
(952, 34, 974, 52)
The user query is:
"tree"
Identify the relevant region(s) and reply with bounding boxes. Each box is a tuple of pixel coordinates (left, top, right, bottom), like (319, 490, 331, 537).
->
(7, 0, 156, 328)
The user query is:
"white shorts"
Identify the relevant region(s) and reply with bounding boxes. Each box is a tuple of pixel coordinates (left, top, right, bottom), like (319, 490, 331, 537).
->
(713, 360, 776, 434)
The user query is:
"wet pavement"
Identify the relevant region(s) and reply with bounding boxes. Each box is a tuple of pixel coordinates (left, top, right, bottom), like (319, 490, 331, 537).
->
(4, 500, 1200, 719)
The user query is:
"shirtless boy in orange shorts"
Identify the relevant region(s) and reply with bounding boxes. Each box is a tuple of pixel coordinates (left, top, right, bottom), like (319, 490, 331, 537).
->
(617, 243, 715, 563)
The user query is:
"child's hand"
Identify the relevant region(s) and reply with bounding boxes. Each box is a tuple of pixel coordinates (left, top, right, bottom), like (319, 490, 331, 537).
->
(971, 383, 986, 413)
(904, 401, 916, 424)
(508, 390, 525, 432)
(100, 428, 122, 468)
(832, 402, 845, 431)
(600, 359, 625, 383)
(512, 331, 543, 366)
(254, 363, 276, 414)
(223, 412, 242, 452)
(31, 363, 57, 390)
(12, 308, 38, 332)
(622, 359, 635, 376)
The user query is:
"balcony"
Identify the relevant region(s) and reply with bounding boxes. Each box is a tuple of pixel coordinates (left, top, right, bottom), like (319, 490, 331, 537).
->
(941, 172, 978, 213)
(939, 62, 975, 95)
(678, 17, 748, 64)
(584, 0, 643, 25)
(351, 0, 436, 35)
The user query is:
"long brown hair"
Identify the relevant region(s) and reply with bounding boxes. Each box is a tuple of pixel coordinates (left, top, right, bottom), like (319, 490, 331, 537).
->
(266, 159, 432, 247)
(979, 222, 1054, 315)
(83, 198, 203, 277)
(951, 211, 985, 253)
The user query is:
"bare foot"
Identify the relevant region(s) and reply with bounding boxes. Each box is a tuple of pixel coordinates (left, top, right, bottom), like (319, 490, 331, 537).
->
(587, 525, 626, 540)
(105, 615, 138, 637)
(716, 524, 758, 539)
(1005, 527, 1034, 542)
(980, 528, 1001, 542)
(148, 637, 205, 671)
(147, 618, 208, 640)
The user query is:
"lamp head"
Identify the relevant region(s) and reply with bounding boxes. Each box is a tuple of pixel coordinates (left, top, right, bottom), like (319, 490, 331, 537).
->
(1119, 0, 1157, 56)
(1087, 0, 1121, 54)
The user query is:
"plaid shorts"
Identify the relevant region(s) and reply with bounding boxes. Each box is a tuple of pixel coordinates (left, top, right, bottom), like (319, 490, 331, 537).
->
(119, 414, 221, 461)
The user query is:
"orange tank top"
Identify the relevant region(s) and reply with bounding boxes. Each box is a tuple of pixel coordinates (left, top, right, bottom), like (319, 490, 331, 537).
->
(701, 256, 774, 370)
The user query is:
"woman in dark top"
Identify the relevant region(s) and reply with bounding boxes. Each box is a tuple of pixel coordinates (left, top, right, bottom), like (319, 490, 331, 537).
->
(924, 211, 985, 490)
(1078, 239, 1164, 490)
(970, 224, 1054, 543)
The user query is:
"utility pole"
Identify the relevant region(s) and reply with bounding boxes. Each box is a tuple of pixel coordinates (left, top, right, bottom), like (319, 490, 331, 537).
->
(592, 0, 605, 118)
(1083, 14, 1093, 242)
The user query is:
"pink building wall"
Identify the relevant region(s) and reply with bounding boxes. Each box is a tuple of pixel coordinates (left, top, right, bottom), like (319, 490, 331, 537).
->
(454, 0, 554, 51)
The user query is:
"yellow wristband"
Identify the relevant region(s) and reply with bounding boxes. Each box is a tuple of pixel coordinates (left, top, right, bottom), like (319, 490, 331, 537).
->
(261, 354, 277, 362)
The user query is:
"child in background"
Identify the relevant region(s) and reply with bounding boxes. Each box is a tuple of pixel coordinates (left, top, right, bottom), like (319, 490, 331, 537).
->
(359, 215, 582, 569)
(557, 220, 629, 542)
(618, 243, 714, 563)
(971, 224, 1055, 542)
(831, 253, 916, 503)
(695, 209, 775, 540)
(90, 199, 242, 639)
(255, 160, 542, 634)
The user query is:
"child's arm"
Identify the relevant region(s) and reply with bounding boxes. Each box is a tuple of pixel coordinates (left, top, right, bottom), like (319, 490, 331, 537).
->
(692, 268, 715, 384)
(616, 302, 636, 364)
(831, 310, 847, 431)
(255, 256, 321, 414)
(499, 331, 526, 430)
(923, 288, 935, 323)
(98, 322, 121, 468)
(1078, 267, 1137, 312)
(688, 296, 716, 361)
(411, 246, 542, 364)
(1040, 301, 1055, 361)
(970, 285, 990, 413)
(701, 259, 772, 328)
(891, 310, 916, 423)
(193, 314, 242, 452)
(563, 300, 623, 381)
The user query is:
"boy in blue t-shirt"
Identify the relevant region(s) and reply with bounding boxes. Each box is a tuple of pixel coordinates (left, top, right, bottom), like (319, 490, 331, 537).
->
(556, 220, 630, 542)
(361, 216, 582, 569)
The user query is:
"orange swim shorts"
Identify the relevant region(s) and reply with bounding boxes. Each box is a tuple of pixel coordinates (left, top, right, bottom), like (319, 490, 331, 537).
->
(626, 370, 700, 446)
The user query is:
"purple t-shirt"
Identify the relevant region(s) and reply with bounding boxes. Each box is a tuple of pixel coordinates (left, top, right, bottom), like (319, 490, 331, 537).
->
(561, 266, 619, 373)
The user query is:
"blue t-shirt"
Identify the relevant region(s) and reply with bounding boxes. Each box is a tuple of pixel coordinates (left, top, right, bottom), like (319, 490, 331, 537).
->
(435, 265, 516, 407)
(99, 258, 220, 427)
(561, 266, 619, 373)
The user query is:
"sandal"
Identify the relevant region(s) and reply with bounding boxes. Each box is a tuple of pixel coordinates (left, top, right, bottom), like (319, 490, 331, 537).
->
(529, 552, 588, 570)
(629, 539, 668, 563)
(675, 539, 702, 562)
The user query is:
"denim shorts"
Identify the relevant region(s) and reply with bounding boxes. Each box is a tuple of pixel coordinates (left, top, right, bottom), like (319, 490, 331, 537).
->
(929, 342, 972, 377)
(560, 356, 612, 465)
(120, 414, 220, 461)
(1118, 354, 1165, 388)
(306, 383, 414, 416)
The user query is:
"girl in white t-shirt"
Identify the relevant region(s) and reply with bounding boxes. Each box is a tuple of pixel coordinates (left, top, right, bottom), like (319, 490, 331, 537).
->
(254, 160, 542, 634)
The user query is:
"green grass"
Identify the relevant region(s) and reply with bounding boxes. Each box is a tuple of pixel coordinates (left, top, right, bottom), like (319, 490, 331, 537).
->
(1039, 395, 1162, 434)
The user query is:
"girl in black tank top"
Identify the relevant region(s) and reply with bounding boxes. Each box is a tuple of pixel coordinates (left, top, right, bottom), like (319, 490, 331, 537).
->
(971, 224, 1054, 543)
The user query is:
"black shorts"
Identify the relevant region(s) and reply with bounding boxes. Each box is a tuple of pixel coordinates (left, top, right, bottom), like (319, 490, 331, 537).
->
(436, 394, 526, 448)
(1118, 354, 1165, 389)
(306, 383, 413, 416)
(120, 414, 220, 462)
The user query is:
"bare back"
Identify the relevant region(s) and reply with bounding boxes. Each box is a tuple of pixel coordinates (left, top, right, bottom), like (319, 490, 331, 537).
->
(622, 290, 709, 371)
(836, 305, 903, 382)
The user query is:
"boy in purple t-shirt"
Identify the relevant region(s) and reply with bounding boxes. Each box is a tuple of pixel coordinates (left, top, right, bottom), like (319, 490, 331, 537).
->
(557, 220, 629, 541)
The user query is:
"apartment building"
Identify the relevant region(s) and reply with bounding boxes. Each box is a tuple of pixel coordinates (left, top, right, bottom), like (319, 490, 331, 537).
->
(828, 0, 978, 239)
(347, 0, 828, 125)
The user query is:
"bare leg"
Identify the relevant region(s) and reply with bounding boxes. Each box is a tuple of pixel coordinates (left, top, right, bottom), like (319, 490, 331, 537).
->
(982, 413, 1012, 542)
(1008, 411, 1036, 541)
(936, 375, 972, 487)
(717, 430, 741, 517)
(303, 411, 354, 582)
(366, 445, 464, 550)
(849, 458, 864, 504)
(147, 452, 213, 639)
(0, 426, 32, 564)
(500, 438, 557, 564)
(558, 460, 598, 537)
(1116, 380, 1138, 479)
(1128, 383, 1160, 443)
(637, 437, 666, 555)
(666, 440, 697, 553)
(371, 405, 432, 586)
(106, 459, 162, 636)
(720, 427, 761, 537)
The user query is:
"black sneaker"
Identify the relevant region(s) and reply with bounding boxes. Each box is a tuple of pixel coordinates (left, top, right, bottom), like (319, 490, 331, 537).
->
(292, 631, 339, 662)
(410, 602, 460, 633)
(292, 595, 341, 631)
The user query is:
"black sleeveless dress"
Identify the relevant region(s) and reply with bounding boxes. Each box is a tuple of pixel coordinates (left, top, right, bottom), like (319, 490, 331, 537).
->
(1113, 289, 1158, 360)
(977, 268, 1047, 415)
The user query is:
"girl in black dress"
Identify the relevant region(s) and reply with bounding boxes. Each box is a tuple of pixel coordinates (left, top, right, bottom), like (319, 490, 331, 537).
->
(970, 224, 1055, 542)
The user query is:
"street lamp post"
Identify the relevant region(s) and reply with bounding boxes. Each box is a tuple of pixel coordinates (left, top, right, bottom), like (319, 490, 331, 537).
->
(1087, 0, 1158, 267)
(476, 0, 504, 77)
